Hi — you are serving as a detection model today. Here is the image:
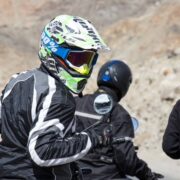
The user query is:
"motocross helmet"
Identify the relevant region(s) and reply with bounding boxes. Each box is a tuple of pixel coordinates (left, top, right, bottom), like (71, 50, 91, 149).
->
(97, 60, 132, 99)
(39, 15, 109, 94)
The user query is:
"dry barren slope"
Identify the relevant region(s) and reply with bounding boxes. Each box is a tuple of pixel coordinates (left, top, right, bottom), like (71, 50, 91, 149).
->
(98, 1, 180, 150)
(1, 1, 180, 179)
(0, 0, 159, 89)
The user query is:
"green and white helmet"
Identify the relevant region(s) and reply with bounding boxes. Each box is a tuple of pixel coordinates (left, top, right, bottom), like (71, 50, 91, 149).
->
(39, 14, 109, 94)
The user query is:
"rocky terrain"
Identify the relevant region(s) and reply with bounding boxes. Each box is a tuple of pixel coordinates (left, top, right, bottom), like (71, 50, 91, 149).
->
(1, 0, 180, 179)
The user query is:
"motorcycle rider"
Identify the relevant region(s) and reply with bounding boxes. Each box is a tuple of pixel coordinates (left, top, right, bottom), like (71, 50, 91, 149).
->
(162, 100, 180, 159)
(75, 60, 162, 180)
(0, 15, 110, 179)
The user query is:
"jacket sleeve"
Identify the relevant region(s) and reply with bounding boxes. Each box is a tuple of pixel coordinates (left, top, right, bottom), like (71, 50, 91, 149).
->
(28, 100, 92, 167)
(162, 100, 180, 159)
(112, 108, 154, 179)
(0, 75, 18, 134)
(0, 95, 1, 133)
(0, 89, 4, 134)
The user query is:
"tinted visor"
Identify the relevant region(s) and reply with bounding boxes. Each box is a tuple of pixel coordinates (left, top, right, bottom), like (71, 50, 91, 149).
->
(67, 50, 97, 67)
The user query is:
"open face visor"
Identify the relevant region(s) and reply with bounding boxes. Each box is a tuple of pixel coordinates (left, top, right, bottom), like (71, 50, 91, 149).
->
(41, 31, 98, 75)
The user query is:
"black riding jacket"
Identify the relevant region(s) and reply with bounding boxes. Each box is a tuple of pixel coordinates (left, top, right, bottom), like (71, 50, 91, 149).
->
(162, 99, 180, 159)
(0, 66, 92, 180)
(75, 92, 154, 180)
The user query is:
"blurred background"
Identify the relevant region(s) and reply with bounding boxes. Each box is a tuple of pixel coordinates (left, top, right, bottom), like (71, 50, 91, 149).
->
(0, 0, 180, 179)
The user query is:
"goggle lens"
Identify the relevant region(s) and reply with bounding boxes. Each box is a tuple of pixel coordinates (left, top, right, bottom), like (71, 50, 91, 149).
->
(67, 50, 96, 67)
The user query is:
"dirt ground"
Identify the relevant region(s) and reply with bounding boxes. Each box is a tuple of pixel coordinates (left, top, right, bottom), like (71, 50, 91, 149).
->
(138, 148, 180, 180)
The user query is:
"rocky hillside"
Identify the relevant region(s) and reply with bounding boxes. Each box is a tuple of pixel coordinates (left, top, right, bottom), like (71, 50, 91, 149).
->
(1, 0, 180, 151)
(101, 0, 180, 149)
(0, 0, 159, 87)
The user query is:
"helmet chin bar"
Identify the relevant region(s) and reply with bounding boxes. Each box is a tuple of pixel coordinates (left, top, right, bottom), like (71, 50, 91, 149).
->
(57, 67, 88, 94)
(66, 78, 87, 94)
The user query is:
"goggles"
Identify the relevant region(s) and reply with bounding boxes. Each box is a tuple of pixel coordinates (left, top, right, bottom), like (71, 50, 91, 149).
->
(41, 31, 98, 75)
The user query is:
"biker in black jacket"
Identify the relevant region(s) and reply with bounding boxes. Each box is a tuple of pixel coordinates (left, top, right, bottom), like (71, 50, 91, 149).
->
(162, 100, 180, 159)
(75, 60, 160, 180)
(0, 15, 109, 180)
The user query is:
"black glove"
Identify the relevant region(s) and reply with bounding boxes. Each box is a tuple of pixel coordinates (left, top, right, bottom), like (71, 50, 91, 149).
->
(143, 169, 164, 180)
(84, 121, 113, 148)
(101, 124, 113, 145)
(152, 172, 164, 179)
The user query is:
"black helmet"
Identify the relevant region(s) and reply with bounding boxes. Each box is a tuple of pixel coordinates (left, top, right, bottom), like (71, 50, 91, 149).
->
(97, 60, 132, 99)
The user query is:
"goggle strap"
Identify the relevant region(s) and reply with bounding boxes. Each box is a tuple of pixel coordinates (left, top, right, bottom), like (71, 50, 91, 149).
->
(92, 53, 98, 66)
(56, 48, 69, 59)
(53, 55, 68, 68)
(42, 31, 69, 59)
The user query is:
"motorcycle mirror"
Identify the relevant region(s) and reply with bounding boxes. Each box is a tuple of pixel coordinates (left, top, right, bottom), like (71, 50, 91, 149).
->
(93, 94, 113, 115)
(131, 117, 139, 132)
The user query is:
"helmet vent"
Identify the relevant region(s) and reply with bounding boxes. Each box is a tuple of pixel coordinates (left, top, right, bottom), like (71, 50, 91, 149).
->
(65, 25, 75, 33)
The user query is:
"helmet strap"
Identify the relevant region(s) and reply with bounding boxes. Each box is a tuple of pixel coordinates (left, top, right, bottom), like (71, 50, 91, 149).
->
(78, 92, 83, 98)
